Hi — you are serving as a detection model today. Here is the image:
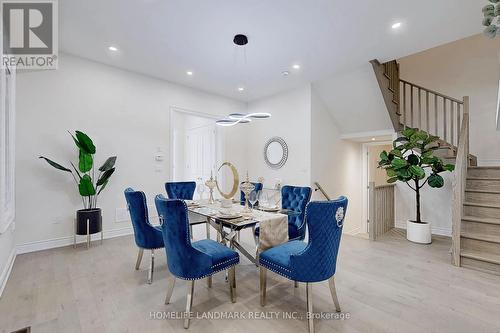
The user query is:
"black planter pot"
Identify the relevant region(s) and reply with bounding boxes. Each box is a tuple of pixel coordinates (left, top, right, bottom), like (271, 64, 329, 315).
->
(76, 208, 102, 235)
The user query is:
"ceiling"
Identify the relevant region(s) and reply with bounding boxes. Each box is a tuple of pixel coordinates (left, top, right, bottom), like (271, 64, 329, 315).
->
(60, 0, 484, 102)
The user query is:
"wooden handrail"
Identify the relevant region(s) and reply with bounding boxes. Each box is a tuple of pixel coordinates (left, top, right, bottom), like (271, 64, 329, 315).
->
(400, 79, 464, 104)
(451, 96, 469, 267)
(314, 182, 331, 201)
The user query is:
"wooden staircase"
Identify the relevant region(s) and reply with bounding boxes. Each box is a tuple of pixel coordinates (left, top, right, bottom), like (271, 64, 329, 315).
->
(460, 167, 500, 274)
(371, 59, 500, 275)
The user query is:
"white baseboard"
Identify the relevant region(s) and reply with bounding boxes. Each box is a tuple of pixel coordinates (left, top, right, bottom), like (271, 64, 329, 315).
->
(478, 159, 500, 167)
(344, 227, 361, 236)
(0, 248, 16, 298)
(16, 226, 133, 255)
(395, 220, 451, 237)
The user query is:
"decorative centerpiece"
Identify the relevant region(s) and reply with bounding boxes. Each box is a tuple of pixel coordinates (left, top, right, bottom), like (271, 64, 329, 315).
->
(240, 172, 255, 214)
(205, 171, 217, 204)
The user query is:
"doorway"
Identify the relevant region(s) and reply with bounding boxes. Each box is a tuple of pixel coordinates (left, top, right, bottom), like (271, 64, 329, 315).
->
(170, 108, 224, 198)
(362, 142, 393, 234)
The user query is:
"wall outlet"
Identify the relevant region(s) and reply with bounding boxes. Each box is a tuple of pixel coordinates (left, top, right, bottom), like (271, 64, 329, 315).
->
(115, 207, 130, 223)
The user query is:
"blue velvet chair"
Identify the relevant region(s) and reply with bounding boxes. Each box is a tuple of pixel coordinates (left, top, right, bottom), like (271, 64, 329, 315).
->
(259, 197, 348, 333)
(254, 185, 312, 242)
(155, 196, 240, 329)
(240, 182, 263, 207)
(124, 188, 164, 284)
(165, 181, 211, 240)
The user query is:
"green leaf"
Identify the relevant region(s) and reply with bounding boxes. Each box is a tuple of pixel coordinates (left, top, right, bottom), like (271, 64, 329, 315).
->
(97, 167, 115, 186)
(78, 150, 93, 173)
(409, 165, 425, 179)
(428, 174, 444, 188)
(39, 156, 72, 172)
(75, 131, 96, 154)
(411, 130, 428, 142)
(97, 180, 109, 195)
(444, 164, 455, 172)
(390, 149, 403, 158)
(386, 168, 397, 177)
(391, 158, 407, 169)
(98, 156, 117, 172)
(387, 177, 398, 184)
(421, 156, 439, 165)
(402, 128, 416, 139)
(79, 175, 96, 196)
(396, 167, 412, 181)
(379, 151, 389, 161)
(408, 154, 420, 165)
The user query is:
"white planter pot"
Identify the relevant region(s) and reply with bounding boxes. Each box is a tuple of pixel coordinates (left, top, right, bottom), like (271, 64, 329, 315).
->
(406, 220, 432, 244)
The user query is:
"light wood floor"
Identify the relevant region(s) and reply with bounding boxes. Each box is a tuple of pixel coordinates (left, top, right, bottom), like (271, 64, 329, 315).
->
(1, 231, 500, 333)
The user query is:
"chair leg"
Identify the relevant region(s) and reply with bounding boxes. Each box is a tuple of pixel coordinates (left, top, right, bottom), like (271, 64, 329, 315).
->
(294, 281, 299, 288)
(228, 266, 236, 303)
(328, 276, 341, 312)
(306, 283, 314, 333)
(184, 280, 195, 329)
(207, 276, 212, 288)
(260, 267, 267, 306)
(147, 249, 155, 284)
(135, 248, 144, 270)
(164, 276, 176, 304)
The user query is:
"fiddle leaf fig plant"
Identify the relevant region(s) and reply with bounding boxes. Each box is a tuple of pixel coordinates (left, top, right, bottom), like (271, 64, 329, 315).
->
(39, 130, 117, 210)
(378, 128, 454, 224)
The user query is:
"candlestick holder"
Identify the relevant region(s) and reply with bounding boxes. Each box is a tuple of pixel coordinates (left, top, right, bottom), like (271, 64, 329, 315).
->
(240, 172, 255, 214)
(205, 171, 217, 204)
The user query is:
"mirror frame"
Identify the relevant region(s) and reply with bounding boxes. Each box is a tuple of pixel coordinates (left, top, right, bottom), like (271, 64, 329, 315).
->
(263, 136, 288, 169)
(216, 162, 240, 199)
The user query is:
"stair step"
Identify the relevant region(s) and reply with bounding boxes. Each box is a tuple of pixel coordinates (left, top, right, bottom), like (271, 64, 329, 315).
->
(466, 179, 500, 191)
(462, 216, 500, 225)
(461, 250, 500, 275)
(461, 232, 500, 244)
(465, 191, 500, 206)
(461, 250, 500, 265)
(464, 202, 500, 209)
(468, 166, 500, 178)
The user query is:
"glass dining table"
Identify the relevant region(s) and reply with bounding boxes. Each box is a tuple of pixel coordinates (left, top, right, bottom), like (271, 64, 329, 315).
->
(187, 200, 299, 264)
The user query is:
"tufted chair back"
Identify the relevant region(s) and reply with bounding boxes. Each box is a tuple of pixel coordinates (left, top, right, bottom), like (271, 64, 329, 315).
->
(281, 185, 312, 240)
(124, 188, 164, 249)
(290, 197, 348, 282)
(240, 182, 263, 206)
(155, 196, 212, 279)
(165, 181, 196, 200)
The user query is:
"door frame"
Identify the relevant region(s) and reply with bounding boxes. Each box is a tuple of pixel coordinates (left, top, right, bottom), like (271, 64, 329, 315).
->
(361, 141, 393, 234)
(169, 107, 225, 181)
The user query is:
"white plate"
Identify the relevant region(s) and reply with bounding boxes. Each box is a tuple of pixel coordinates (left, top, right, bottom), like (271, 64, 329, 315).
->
(260, 206, 279, 212)
(217, 212, 243, 219)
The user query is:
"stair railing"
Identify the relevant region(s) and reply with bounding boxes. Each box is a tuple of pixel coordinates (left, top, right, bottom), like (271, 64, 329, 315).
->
(368, 182, 395, 241)
(313, 182, 331, 200)
(451, 96, 470, 267)
(399, 80, 464, 148)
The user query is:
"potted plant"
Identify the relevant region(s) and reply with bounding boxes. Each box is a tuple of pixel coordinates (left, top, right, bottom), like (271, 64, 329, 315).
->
(378, 128, 454, 244)
(40, 130, 116, 240)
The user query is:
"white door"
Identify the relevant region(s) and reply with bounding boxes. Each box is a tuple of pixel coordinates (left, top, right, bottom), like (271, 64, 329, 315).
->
(185, 124, 216, 182)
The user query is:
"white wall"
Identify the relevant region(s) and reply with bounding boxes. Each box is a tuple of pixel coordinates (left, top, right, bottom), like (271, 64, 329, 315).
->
(242, 85, 312, 187)
(311, 89, 363, 234)
(15, 53, 246, 249)
(314, 63, 394, 134)
(399, 34, 500, 165)
(0, 224, 15, 297)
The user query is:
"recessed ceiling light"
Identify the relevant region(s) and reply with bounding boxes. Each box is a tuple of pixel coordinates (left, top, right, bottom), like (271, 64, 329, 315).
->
(108, 46, 119, 52)
(282, 71, 290, 77)
(392, 22, 402, 29)
(186, 71, 193, 76)
(237, 87, 245, 92)
(371, 138, 376, 141)
(292, 64, 301, 70)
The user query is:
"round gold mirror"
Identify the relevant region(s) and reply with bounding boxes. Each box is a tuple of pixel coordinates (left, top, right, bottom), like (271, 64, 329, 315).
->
(216, 162, 240, 199)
